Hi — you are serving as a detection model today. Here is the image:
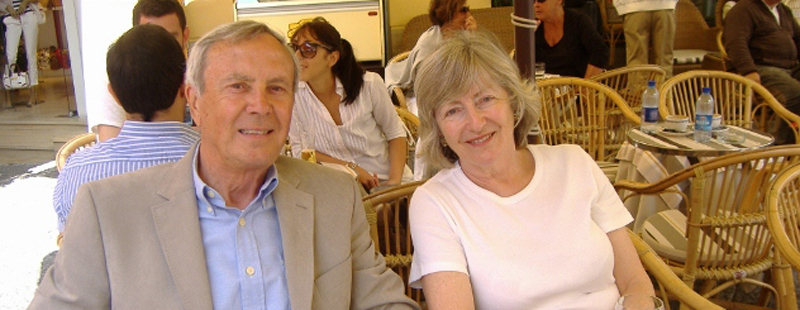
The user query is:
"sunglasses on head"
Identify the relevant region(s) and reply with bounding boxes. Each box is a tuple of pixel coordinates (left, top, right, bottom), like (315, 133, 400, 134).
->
(459, 5, 470, 12)
(287, 41, 333, 59)
(534, 0, 546, 3)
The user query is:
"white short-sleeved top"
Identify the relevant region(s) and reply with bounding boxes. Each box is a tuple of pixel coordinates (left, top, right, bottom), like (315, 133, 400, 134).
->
(288, 72, 411, 181)
(409, 144, 633, 309)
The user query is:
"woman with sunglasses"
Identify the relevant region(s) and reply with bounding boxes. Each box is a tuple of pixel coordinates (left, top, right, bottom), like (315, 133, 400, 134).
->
(287, 17, 412, 191)
(534, 0, 608, 78)
(384, 0, 477, 115)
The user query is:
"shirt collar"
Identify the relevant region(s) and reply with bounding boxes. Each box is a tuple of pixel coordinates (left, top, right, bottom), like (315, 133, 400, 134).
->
(298, 77, 346, 98)
(191, 143, 280, 215)
(117, 121, 196, 140)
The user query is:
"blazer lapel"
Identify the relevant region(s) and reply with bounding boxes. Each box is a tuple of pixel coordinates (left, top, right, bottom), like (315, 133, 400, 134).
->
(274, 158, 315, 310)
(152, 146, 214, 310)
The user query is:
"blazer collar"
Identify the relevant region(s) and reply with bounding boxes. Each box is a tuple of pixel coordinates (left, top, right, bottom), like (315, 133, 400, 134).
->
(152, 143, 214, 310)
(273, 156, 316, 310)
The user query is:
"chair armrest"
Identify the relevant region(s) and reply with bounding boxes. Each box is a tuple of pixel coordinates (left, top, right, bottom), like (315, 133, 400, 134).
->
(627, 229, 724, 310)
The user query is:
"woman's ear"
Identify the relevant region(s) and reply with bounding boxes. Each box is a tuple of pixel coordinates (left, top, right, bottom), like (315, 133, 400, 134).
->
(327, 50, 340, 68)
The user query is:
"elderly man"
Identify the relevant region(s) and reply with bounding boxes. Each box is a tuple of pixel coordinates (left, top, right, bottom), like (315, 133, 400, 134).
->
(725, 0, 800, 144)
(93, 0, 190, 142)
(30, 21, 417, 310)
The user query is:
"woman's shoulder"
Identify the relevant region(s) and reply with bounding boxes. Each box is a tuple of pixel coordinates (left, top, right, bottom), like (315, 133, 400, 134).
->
(529, 144, 593, 162)
(362, 71, 383, 83)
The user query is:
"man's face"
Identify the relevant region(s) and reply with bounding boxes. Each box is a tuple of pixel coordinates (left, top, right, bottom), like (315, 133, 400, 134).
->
(138, 13, 188, 50)
(187, 34, 295, 173)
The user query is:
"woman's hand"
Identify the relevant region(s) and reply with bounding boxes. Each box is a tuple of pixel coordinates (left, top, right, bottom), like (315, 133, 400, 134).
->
(355, 166, 380, 190)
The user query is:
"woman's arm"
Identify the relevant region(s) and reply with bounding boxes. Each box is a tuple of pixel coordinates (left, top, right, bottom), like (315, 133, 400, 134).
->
(385, 137, 407, 185)
(608, 227, 655, 298)
(584, 64, 604, 79)
(313, 150, 380, 190)
(421, 271, 476, 310)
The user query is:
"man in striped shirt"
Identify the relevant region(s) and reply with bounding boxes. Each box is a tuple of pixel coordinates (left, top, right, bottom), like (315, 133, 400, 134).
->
(52, 24, 199, 233)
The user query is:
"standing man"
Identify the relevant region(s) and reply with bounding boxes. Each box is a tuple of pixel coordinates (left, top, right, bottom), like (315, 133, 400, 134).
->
(91, 0, 189, 142)
(30, 20, 418, 310)
(725, 0, 800, 144)
(613, 0, 678, 76)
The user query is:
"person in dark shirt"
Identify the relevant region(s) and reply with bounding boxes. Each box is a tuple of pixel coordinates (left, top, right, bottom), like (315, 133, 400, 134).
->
(534, 0, 608, 78)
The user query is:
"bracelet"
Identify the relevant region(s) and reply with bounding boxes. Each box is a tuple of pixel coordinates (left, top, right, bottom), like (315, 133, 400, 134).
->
(345, 162, 358, 170)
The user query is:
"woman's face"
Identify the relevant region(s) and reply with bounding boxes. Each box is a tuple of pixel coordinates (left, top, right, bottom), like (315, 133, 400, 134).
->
(443, 2, 473, 30)
(435, 81, 517, 169)
(291, 30, 338, 82)
(534, 0, 562, 22)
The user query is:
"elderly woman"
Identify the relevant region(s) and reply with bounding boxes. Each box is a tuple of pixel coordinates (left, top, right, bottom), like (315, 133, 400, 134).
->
(408, 31, 655, 309)
(287, 18, 412, 191)
(384, 0, 477, 115)
(534, 0, 608, 78)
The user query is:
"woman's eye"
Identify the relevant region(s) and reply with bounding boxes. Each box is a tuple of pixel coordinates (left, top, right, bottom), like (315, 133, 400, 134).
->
(443, 107, 460, 118)
(479, 95, 496, 104)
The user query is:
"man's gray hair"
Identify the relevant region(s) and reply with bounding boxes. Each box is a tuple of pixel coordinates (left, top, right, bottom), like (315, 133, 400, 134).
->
(414, 30, 541, 170)
(186, 20, 300, 94)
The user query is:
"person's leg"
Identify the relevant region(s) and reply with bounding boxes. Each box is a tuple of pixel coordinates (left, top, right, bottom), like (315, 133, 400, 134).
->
(757, 65, 800, 144)
(623, 11, 651, 67)
(3, 17, 21, 74)
(20, 11, 38, 105)
(651, 9, 676, 77)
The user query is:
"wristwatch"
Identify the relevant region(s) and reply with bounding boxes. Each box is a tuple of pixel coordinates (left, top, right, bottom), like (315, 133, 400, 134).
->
(345, 162, 358, 170)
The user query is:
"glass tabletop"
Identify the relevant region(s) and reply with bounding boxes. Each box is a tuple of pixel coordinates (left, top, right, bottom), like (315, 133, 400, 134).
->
(626, 124, 775, 157)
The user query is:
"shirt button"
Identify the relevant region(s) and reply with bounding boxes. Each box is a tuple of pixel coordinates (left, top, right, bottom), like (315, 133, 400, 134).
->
(207, 190, 215, 198)
(239, 218, 246, 227)
(246, 266, 255, 276)
(207, 207, 213, 213)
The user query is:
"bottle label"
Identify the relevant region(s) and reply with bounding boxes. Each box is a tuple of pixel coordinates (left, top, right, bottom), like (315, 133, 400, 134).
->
(642, 107, 659, 123)
(695, 114, 712, 131)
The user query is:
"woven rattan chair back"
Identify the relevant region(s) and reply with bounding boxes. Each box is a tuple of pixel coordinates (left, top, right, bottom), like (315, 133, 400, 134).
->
(616, 145, 800, 309)
(388, 51, 411, 109)
(537, 77, 640, 161)
(590, 65, 667, 110)
(362, 180, 427, 305)
(768, 163, 800, 271)
(659, 70, 800, 143)
(56, 133, 98, 172)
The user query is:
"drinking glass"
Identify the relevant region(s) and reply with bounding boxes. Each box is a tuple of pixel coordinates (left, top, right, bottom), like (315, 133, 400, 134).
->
(534, 62, 546, 78)
(300, 128, 316, 163)
(615, 295, 665, 310)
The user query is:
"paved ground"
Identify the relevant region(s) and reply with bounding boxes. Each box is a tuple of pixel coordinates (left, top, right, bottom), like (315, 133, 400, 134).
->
(0, 162, 58, 309)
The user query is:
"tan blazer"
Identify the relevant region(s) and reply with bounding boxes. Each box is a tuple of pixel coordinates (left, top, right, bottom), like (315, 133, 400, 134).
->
(30, 146, 418, 310)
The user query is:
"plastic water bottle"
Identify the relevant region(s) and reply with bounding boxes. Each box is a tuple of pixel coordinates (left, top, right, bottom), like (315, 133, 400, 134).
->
(641, 80, 659, 134)
(694, 87, 714, 142)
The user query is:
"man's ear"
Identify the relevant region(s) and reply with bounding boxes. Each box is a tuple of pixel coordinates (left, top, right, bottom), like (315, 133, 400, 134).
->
(186, 83, 201, 126)
(182, 27, 190, 50)
(108, 83, 122, 107)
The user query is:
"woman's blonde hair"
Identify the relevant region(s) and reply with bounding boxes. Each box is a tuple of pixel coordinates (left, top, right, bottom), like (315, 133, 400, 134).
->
(414, 30, 541, 170)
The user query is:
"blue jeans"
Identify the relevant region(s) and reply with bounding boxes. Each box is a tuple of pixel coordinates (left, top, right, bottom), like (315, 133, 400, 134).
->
(756, 65, 800, 144)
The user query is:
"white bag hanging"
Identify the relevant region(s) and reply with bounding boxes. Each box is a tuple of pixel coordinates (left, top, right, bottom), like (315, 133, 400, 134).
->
(3, 64, 30, 89)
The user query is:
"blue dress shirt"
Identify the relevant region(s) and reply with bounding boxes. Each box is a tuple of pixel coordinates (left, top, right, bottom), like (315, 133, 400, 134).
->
(192, 146, 290, 310)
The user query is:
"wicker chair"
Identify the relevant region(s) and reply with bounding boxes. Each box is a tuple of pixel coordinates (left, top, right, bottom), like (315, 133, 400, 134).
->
(615, 145, 800, 309)
(396, 6, 515, 55)
(388, 51, 411, 109)
(767, 162, 800, 271)
(672, 0, 721, 75)
(658, 70, 800, 144)
(362, 180, 428, 306)
(55, 133, 97, 172)
(396, 106, 419, 169)
(537, 77, 641, 162)
(627, 229, 725, 310)
(590, 65, 667, 111)
(595, 0, 624, 66)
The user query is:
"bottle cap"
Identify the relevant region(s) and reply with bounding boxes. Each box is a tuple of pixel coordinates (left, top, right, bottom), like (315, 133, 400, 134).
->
(648, 80, 656, 87)
(702, 87, 711, 93)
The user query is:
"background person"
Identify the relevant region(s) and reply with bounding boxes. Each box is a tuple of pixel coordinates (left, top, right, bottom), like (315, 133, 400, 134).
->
(91, 0, 190, 142)
(384, 0, 477, 115)
(534, 0, 608, 78)
(613, 0, 678, 77)
(287, 17, 411, 192)
(408, 31, 654, 309)
(2, 0, 41, 106)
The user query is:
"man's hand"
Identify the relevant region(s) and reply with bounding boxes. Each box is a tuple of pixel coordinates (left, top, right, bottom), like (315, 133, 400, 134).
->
(7, 5, 18, 18)
(745, 71, 761, 84)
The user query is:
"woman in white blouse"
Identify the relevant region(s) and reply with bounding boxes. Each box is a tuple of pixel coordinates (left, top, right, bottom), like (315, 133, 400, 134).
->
(288, 17, 412, 191)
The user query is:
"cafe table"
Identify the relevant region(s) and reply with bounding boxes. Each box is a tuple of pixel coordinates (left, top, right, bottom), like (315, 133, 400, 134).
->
(616, 125, 774, 232)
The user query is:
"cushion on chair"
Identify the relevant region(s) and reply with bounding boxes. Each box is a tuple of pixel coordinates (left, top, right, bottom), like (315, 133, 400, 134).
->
(596, 161, 619, 183)
(673, 49, 711, 65)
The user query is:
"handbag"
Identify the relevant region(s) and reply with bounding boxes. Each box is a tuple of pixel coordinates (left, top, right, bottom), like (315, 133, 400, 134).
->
(31, 3, 45, 24)
(3, 64, 30, 89)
